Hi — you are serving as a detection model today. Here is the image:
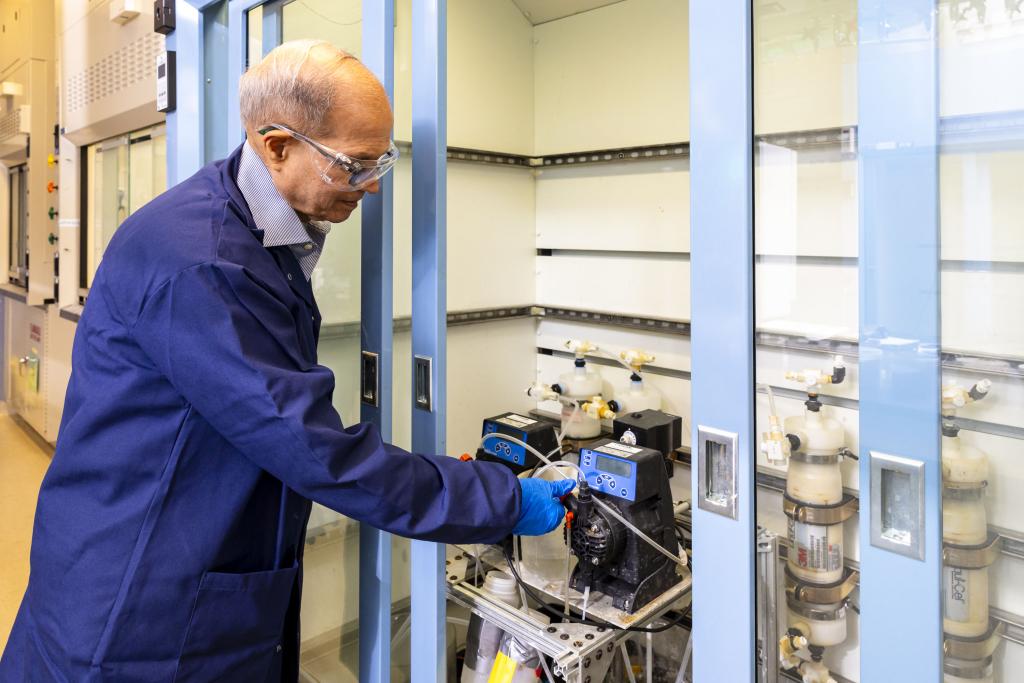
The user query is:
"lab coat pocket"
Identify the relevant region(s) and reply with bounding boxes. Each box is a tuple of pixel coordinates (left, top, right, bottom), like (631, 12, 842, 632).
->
(173, 564, 299, 683)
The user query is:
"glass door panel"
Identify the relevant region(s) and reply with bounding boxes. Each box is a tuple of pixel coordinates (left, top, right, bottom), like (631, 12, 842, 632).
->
(272, 2, 413, 679)
(754, 2, 861, 682)
(938, 5, 1024, 681)
(8, 164, 28, 287)
(445, 0, 692, 680)
(83, 126, 168, 289)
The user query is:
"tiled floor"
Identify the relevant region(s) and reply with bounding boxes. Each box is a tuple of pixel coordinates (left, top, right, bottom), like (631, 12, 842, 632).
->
(0, 407, 51, 652)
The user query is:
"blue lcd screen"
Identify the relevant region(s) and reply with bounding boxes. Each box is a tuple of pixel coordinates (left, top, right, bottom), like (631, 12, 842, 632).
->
(595, 454, 631, 478)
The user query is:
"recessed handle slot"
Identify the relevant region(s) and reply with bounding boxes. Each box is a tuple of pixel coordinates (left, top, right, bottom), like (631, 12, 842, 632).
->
(870, 451, 926, 560)
(414, 355, 432, 412)
(361, 351, 379, 407)
(697, 425, 739, 519)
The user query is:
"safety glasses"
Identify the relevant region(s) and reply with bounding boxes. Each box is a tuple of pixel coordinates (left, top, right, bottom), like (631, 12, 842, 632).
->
(257, 123, 399, 191)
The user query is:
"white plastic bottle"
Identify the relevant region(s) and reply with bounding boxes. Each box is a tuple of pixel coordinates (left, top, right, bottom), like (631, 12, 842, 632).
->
(556, 361, 603, 439)
(616, 375, 662, 413)
(554, 341, 605, 439)
(461, 572, 520, 683)
(616, 350, 660, 413)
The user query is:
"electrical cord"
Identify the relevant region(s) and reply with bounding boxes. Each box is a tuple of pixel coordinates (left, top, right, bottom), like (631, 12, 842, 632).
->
(501, 545, 689, 634)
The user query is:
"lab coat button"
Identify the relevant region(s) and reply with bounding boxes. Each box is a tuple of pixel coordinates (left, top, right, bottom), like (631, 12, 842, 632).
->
(287, 273, 293, 281)
(275, 644, 282, 653)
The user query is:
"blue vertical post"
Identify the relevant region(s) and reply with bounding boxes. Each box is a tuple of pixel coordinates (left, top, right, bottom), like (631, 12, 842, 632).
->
(409, 0, 447, 680)
(169, 1, 230, 182)
(359, 2, 395, 682)
(260, 0, 283, 58)
(202, 1, 230, 164)
(689, 2, 755, 682)
(226, 0, 271, 147)
(167, 2, 206, 184)
(858, 2, 941, 680)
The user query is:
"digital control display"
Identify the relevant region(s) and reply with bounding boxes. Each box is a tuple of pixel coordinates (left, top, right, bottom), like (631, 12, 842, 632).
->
(580, 445, 637, 501)
(596, 454, 632, 478)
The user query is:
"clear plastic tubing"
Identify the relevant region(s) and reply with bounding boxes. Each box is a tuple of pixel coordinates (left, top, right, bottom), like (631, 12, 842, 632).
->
(480, 433, 687, 569)
(764, 384, 779, 417)
(595, 346, 641, 375)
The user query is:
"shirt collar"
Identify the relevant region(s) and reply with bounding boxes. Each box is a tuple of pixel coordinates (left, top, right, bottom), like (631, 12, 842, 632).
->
(236, 142, 332, 249)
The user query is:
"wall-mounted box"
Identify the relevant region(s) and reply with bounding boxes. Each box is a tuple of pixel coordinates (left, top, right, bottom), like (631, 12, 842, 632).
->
(110, 0, 141, 25)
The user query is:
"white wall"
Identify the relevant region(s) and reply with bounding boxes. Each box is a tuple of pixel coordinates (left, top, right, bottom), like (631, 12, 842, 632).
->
(753, 0, 858, 135)
(532, 0, 689, 154)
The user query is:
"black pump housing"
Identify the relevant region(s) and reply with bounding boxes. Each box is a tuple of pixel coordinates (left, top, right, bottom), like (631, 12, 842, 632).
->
(566, 439, 681, 613)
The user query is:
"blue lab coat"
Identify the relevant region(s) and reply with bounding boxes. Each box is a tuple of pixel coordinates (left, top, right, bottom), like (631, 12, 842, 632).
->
(0, 145, 521, 682)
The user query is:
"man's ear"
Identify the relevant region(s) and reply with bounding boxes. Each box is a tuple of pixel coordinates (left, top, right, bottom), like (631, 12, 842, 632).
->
(258, 131, 293, 170)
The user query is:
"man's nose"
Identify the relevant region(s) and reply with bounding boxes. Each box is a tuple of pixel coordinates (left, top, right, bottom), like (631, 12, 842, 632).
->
(362, 179, 381, 195)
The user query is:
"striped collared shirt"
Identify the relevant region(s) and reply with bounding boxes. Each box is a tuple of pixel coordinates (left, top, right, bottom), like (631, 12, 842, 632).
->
(236, 141, 331, 280)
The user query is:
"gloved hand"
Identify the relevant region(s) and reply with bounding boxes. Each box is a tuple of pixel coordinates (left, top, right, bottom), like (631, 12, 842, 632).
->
(512, 478, 577, 536)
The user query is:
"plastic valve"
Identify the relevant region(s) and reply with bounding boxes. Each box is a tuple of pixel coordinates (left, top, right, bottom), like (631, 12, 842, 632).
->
(620, 348, 655, 372)
(581, 396, 616, 420)
(47, 153, 58, 167)
(565, 339, 598, 357)
(47, 181, 58, 193)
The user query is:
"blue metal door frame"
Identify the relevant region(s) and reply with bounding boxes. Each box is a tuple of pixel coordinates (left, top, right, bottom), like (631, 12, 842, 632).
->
(857, 1, 942, 680)
(225, 0, 283, 148)
(409, 0, 448, 679)
(689, 2, 756, 681)
(168, 0, 228, 184)
(359, 2, 396, 682)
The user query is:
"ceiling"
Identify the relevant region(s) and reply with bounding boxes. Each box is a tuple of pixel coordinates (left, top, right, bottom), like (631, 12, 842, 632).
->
(511, 0, 627, 26)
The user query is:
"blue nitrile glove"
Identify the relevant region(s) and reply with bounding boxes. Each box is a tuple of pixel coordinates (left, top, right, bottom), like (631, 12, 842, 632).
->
(512, 478, 578, 536)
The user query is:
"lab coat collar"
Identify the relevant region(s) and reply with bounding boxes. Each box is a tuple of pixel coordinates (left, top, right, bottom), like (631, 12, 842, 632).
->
(220, 143, 259, 237)
(219, 144, 316, 309)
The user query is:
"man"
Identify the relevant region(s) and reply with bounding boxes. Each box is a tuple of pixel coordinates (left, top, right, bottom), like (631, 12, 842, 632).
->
(0, 40, 573, 682)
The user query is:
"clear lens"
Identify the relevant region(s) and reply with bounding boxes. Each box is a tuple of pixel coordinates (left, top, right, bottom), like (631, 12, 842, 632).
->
(305, 141, 398, 191)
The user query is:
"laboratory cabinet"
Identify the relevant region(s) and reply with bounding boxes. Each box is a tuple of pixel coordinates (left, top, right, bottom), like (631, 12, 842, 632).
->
(231, 0, 694, 680)
(0, 0, 70, 444)
(0, 0, 1008, 680)
(202, 0, 1024, 681)
(81, 125, 168, 291)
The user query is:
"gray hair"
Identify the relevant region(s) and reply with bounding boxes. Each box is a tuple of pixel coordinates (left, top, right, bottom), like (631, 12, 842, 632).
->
(239, 39, 356, 136)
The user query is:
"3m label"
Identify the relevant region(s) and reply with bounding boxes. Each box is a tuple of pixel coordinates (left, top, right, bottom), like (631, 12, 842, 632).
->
(496, 414, 535, 428)
(596, 442, 643, 457)
(788, 520, 842, 573)
(944, 566, 971, 622)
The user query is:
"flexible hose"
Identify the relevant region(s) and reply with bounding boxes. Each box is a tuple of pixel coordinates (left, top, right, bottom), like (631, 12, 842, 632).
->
(557, 401, 582, 449)
(594, 345, 645, 376)
(764, 384, 779, 418)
